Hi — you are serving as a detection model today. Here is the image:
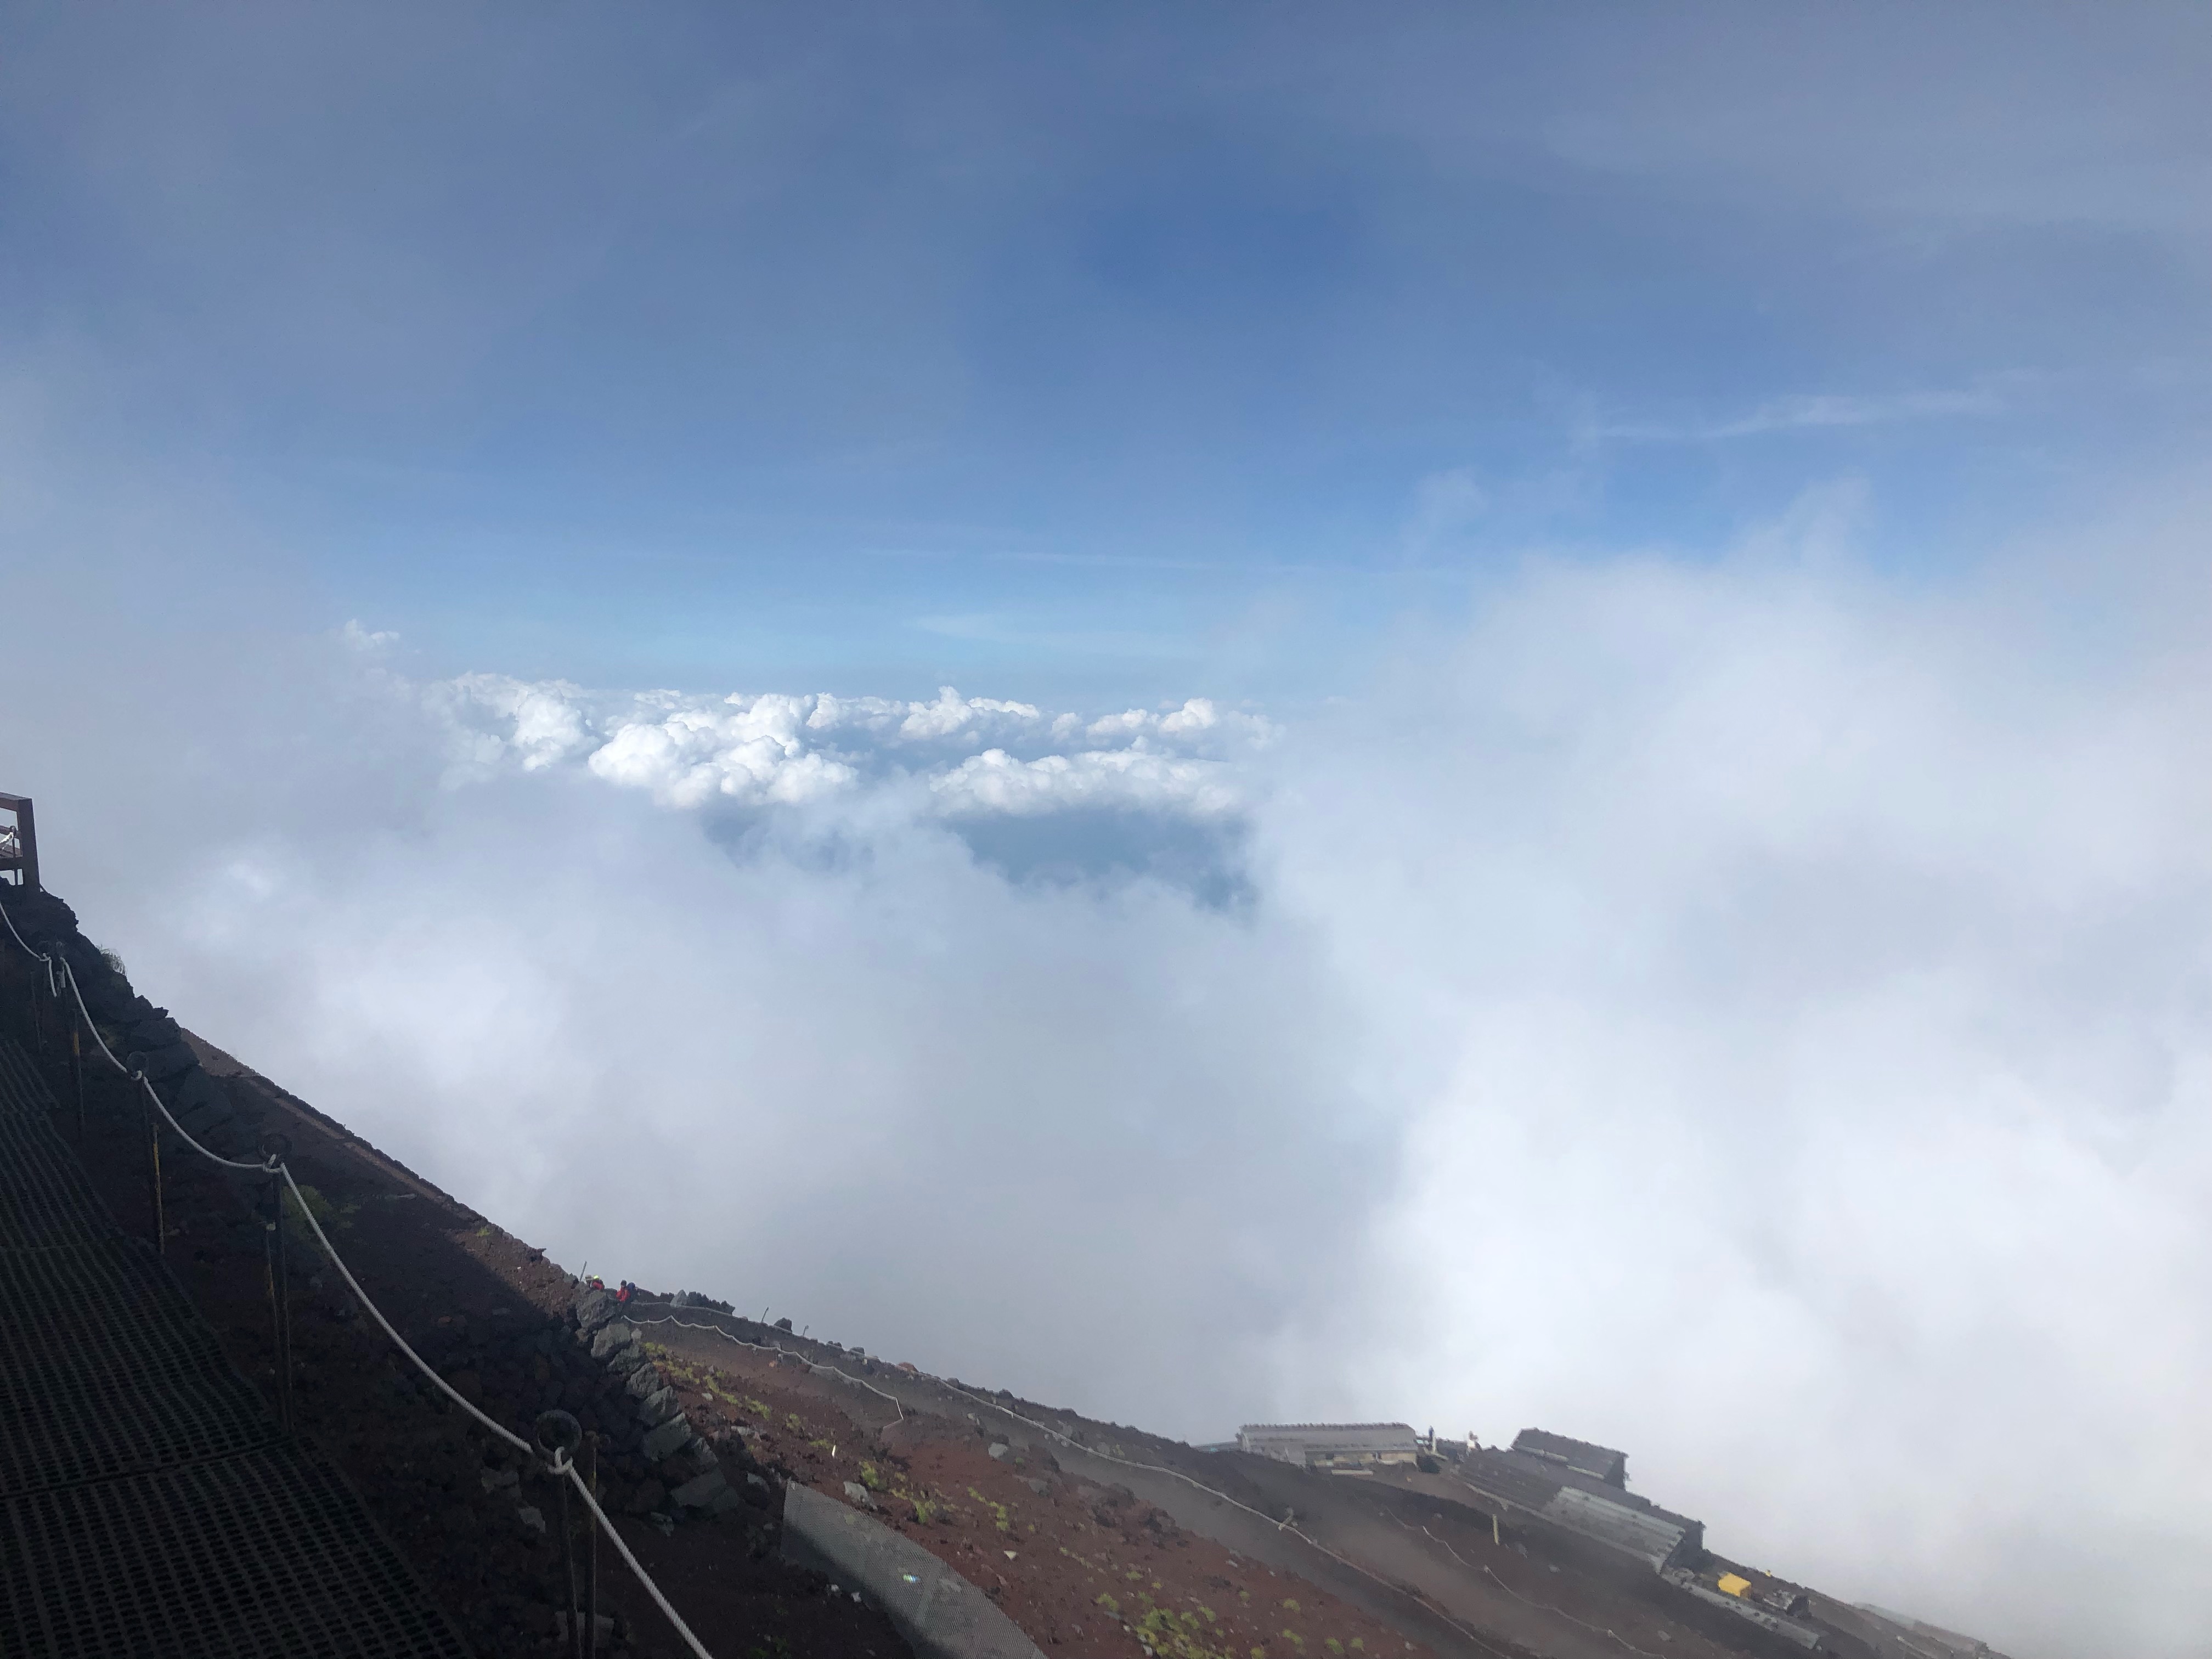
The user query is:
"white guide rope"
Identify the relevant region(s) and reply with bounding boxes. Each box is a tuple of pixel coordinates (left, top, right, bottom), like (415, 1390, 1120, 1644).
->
(555, 1453, 713, 1658)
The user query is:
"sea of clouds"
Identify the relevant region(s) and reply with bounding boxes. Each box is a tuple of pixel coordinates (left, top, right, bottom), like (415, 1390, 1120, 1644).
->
(6, 508, 2209, 1659)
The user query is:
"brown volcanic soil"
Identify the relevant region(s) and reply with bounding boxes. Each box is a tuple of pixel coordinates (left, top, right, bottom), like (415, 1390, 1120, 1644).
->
(634, 1319, 1783, 1659)
(625, 1322, 1438, 1659)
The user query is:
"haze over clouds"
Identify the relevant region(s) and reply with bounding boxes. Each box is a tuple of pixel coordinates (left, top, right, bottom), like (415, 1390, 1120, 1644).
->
(3, 4, 2208, 1656)
(7, 489, 2206, 1657)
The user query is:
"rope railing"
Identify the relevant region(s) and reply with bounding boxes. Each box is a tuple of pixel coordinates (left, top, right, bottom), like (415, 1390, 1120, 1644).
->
(0, 896, 712, 1659)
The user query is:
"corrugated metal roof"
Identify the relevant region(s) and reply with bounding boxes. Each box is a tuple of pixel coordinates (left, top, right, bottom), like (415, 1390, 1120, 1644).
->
(1456, 1448, 1703, 1573)
(1512, 1428, 1628, 1486)
(1454, 1448, 1569, 1513)
(1543, 1487, 1691, 1571)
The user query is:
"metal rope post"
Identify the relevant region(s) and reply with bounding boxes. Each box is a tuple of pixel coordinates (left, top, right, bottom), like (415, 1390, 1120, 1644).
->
(585, 1430, 602, 1654)
(70, 1020, 84, 1141)
(262, 1134, 296, 1437)
(132, 1065, 166, 1256)
(537, 1411, 586, 1659)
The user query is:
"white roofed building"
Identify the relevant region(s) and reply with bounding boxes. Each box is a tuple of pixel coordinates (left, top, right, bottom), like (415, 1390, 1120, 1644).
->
(1235, 1423, 1420, 1470)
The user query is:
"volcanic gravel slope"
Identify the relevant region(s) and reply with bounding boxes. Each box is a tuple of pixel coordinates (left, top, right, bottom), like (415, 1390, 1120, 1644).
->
(619, 1324, 1441, 1659)
(629, 1313, 1814, 1659)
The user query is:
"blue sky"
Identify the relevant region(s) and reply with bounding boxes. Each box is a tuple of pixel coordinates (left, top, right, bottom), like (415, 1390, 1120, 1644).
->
(8, 3, 2205, 699)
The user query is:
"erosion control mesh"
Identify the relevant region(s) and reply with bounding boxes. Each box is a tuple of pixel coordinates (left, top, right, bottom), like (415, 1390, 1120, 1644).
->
(0, 1232, 279, 1494)
(0, 1025, 60, 1114)
(2, 1442, 471, 1659)
(0, 1104, 116, 1251)
(0, 1030, 470, 1657)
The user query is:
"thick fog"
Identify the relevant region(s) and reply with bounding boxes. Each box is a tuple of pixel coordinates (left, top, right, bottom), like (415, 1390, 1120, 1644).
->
(6, 487, 2208, 1658)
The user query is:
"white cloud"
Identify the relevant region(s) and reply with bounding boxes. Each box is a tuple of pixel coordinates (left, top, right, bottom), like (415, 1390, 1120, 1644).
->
(339, 618, 399, 653)
(929, 746, 1242, 820)
(1590, 387, 2007, 443)
(423, 676, 1267, 826)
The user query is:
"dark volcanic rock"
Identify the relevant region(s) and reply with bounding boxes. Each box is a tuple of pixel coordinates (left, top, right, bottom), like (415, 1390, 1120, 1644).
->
(130, 1040, 197, 1082)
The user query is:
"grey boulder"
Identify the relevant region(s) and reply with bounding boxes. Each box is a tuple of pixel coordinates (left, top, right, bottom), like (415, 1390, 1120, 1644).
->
(642, 1415, 693, 1463)
(673, 1468, 736, 1511)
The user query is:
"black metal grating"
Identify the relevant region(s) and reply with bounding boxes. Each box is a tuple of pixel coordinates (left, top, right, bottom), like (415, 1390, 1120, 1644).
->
(0, 1107, 121, 1251)
(0, 1030, 59, 1118)
(0, 1035, 469, 1656)
(2, 1441, 472, 1659)
(0, 1234, 278, 1495)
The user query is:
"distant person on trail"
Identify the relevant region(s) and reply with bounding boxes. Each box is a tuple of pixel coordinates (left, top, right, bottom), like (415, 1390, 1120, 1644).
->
(586, 1275, 605, 1293)
(616, 1280, 634, 1304)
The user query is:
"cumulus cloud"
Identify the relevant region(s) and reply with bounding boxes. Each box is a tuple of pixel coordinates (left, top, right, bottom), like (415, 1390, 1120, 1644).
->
(424, 674, 1270, 829)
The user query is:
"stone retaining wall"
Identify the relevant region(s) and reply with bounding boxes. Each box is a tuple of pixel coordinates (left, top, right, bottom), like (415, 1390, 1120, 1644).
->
(571, 1284, 747, 1517)
(0, 889, 256, 1160)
